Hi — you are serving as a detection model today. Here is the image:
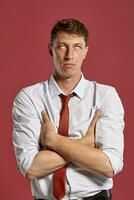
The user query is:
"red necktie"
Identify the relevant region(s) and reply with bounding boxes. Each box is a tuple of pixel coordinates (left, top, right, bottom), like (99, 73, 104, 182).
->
(53, 93, 74, 200)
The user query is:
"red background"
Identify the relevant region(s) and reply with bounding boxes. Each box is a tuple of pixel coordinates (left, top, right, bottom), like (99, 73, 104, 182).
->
(0, 0, 133, 199)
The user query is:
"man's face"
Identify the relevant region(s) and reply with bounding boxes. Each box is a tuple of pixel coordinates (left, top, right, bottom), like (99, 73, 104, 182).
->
(49, 31, 88, 79)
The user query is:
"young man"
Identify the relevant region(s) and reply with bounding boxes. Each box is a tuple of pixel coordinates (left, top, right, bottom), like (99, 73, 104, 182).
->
(12, 19, 124, 200)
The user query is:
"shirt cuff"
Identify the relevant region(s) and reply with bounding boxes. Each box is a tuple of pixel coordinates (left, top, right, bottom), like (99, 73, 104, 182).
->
(102, 149, 123, 175)
(19, 150, 39, 176)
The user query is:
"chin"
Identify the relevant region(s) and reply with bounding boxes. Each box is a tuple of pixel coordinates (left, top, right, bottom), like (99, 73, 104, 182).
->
(54, 68, 81, 80)
(62, 70, 81, 79)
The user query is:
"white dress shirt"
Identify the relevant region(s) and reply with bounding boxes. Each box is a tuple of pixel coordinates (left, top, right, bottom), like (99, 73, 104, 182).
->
(12, 75, 124, 200)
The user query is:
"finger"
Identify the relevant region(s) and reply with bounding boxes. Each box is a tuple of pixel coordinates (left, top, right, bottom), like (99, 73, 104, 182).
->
(90, 109, 101, 128)
(41, 110, 50, 122)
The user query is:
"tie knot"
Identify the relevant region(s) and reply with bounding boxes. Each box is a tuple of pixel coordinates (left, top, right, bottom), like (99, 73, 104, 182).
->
(59, 93, 74, 104)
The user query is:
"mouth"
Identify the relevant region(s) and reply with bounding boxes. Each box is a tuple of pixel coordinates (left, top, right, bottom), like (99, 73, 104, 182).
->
(62, 63, 75, 67)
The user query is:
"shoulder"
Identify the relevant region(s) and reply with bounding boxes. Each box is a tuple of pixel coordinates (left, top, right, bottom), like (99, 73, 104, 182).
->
(85, 79, 122, 107)
(86, 79, 116, 95)
(14, 80, 48, 104)
(95, 82, 116, 96)
(23, 80, 47, 95)
(93, 82, 123, 110)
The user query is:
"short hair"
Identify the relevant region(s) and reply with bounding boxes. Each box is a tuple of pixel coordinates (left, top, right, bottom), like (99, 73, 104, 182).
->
(50, 18, 89, 46)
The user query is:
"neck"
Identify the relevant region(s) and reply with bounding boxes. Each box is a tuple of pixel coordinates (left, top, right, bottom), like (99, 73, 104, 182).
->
(54, 73, 82, 95)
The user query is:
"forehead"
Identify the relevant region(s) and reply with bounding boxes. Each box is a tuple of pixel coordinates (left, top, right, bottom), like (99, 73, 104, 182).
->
(53, 31, 86, 45)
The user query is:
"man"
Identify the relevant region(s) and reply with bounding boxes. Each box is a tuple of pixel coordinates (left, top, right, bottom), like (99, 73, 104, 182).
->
(12, 18, 124, 200)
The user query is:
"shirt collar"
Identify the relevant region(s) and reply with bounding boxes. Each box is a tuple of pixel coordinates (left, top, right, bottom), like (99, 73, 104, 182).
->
(71, 74, 88, 99)
(48, 76, 62, 99)
(48, 74, 88, 99)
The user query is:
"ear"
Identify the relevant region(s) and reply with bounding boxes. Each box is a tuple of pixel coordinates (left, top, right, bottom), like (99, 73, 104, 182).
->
(83, 46, 89, 60)
(48, 43, 53, 56)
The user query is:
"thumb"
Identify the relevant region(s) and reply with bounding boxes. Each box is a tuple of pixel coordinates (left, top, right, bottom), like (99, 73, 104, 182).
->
(90, 109, 101, 128)
(41, 110, 50, 122)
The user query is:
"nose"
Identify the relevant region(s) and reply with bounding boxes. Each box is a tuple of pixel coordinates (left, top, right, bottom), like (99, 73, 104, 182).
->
(65, 47, 74, 60)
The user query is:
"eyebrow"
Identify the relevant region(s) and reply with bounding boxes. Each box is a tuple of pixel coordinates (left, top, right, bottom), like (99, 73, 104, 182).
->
(56, 42, 84, 46)
(74, 43, 84, 46)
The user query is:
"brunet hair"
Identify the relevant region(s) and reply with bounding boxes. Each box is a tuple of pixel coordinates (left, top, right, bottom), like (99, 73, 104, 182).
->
(50, 18, 89, 46)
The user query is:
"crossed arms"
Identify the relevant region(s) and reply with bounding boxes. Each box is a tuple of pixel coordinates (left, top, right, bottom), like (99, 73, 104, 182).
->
(13, 87, 124, 181)
(26, 110, 114, 180)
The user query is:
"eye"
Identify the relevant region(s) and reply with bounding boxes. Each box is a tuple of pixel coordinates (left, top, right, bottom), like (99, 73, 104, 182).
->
(74, 44, 83, 49)
(57, 44, 66, 49)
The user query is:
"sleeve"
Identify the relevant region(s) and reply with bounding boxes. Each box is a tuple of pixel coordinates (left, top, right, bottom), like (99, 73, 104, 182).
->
(12, 90, 41, 176)
(96, 87, 125, 175)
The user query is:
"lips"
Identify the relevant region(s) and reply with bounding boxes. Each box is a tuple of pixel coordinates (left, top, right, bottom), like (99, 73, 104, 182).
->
(62, 63, 75, 66)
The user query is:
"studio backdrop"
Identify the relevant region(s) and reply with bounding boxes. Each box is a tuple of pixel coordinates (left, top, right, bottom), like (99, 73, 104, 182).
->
(0, 0, 133, 199)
